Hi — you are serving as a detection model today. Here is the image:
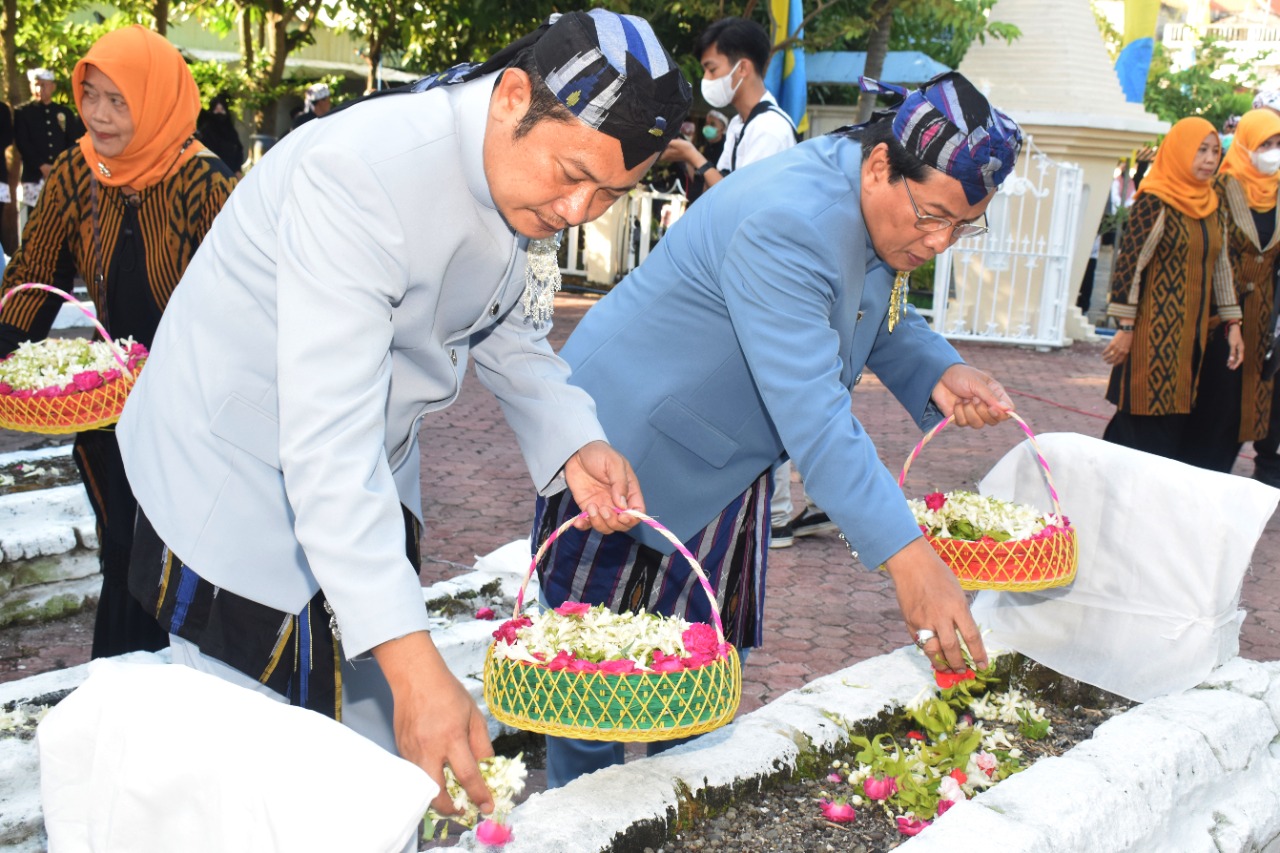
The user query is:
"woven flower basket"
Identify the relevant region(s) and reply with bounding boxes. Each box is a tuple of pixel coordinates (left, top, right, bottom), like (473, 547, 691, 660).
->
(898, 413, 1078, 592)
(0, 284, 143, 434)
(483, 509, 742, 743)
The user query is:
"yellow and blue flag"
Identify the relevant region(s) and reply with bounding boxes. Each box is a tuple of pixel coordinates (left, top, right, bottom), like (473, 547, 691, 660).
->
(764, 0, 808, 135)
(1114, 0, 1161, 103)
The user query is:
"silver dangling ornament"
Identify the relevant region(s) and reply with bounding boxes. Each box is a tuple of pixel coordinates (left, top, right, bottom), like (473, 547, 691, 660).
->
(522, 231, 563, 325)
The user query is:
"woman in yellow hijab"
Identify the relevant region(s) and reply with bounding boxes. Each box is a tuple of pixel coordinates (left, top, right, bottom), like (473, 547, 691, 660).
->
(1185, 109, 1280, 475)
(1101, 116, 1244, 465)
(0, 26, 236, 658)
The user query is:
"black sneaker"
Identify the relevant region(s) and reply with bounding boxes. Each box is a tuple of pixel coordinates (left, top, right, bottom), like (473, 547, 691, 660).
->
(769, 523, 794, 549)
(792, 508, 838, 538)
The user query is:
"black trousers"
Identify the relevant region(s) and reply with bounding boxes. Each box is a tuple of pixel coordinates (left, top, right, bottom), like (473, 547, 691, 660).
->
(1180, 327, 1244, 474)
(73, 428, 169, 659)
(1102, 410, 1192, 462)
(1255, 380, 1280, 486)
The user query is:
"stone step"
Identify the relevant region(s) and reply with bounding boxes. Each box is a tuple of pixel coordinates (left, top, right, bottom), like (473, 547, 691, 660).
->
(0, 484, 95, 564)
(0, 573, 101, 630)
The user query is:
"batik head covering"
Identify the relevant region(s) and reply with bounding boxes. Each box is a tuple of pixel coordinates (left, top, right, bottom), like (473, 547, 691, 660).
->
(305, 83, 331, 107)
(418, 9, 691, 170)
(858, 71, 1023, 204)
(1221, 109, 1280, 212)
(1253, 88, 1280, 112)
(72, 25, 204, 191)
(1135, 116, 1220, 219)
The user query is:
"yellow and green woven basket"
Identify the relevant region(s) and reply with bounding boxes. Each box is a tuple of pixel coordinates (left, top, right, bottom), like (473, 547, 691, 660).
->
(898, 413, 1078, 592)
(483, 509, 742, 742)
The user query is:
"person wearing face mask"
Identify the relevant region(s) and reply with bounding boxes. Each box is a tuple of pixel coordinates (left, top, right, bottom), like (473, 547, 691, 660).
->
(661, 17, 796, 194)
(0, 27, 236, 659)
(686, 109, 727, 201)
(1101, 117, 1245, 465)
(1180, 109, 1280, 474)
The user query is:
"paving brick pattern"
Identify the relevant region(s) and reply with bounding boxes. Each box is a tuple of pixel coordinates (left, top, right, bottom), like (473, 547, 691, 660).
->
(2, 294, 1278, 711)
(414, 296, 1280, 715)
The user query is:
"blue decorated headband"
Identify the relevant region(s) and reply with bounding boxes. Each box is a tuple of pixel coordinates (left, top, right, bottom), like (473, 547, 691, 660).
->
(859, 72, 1023, 204)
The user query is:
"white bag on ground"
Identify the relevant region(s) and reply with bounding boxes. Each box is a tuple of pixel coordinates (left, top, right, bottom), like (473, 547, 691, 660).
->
(971, 432, 1279, 701)
(37, 659, 438, 853)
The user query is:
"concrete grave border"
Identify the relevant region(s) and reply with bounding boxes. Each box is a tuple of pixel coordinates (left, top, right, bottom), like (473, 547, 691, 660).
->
(3, 540, 1279, 853)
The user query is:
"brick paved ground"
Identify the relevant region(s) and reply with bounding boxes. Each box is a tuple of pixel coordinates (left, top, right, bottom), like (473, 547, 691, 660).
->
(2, 293, 1278, 713)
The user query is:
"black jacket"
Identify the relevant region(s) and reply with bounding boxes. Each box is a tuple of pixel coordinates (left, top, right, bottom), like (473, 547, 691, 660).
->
(13, 101, 84, 184)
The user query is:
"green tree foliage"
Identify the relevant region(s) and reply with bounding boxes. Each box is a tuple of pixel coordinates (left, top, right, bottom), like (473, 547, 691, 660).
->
(1143, 36, 1260, 130)
(802, 0, 1018, 111)
(1091, 1, 1122, 62)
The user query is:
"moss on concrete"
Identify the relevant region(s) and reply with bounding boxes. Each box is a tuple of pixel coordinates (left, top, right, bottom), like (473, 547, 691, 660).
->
(0, 591, 90, 629)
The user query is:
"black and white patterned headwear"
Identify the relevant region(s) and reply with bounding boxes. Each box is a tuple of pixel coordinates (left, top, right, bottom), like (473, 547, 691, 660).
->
(417, 10, 692, 169)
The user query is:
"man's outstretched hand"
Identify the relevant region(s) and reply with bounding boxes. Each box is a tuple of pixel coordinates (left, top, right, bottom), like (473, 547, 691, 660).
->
(564, 440, 645, 533)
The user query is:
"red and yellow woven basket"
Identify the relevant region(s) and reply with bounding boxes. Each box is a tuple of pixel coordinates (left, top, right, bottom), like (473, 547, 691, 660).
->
(898, 413, 1078, 592)
(0, 284, 142, 435)
(484, 509, 742, 743)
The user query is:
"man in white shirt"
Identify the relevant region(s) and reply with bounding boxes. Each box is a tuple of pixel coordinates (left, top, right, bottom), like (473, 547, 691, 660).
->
(662, 17, 796, 188)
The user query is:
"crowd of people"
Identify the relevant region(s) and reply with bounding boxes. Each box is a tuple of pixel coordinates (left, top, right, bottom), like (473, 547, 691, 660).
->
(1100, 95, 1280, 488)
(0, 9, 1276, 838)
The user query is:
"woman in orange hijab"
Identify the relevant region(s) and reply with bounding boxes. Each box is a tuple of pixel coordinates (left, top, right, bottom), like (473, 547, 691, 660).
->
(1183, 109, 1280, 475)
(0, 26, 236, 658)
(1101, 116, 1244, 465)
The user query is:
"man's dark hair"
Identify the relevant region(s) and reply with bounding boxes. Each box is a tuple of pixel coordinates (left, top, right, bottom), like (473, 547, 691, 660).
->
(695, 17, 771, 77)
(839, 116, 930, 183)
(511, 47, 576, 140)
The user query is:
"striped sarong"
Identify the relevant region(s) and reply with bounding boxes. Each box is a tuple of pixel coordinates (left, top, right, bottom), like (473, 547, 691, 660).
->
(129, 507, 422, 720)
(532, 470, 770, 649)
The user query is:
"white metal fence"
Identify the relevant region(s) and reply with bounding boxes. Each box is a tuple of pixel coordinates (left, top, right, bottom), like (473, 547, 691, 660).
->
(559, 188, 687, 285)
(929, 137, 1085, 348)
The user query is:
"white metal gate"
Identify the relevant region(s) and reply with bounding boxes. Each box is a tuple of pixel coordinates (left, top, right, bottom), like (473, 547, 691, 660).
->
(929, 137, 1085, 348)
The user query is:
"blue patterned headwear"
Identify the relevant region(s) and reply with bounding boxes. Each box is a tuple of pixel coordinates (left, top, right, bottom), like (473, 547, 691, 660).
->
(415, 9, 691, 170)
(859, 71, 1023, 204)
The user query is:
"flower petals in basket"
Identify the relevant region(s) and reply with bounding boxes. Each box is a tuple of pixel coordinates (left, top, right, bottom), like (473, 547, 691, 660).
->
(483, 509, 742, 742)
(0, 284, 146, 434)
(898, 414, 1078, 592)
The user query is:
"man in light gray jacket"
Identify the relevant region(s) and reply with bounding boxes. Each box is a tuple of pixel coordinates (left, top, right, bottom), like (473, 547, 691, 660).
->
(118, 10, 690, 815)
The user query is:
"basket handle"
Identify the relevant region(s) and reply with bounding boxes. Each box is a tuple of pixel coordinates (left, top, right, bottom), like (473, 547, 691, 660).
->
(897, 412, 1066, 524)
(0, 283, 131, 372)
(513, 508, 728, 647)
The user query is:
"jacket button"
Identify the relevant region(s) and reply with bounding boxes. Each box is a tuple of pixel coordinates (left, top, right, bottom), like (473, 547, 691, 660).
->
(490, 302, 499, 316)
(450, 348, 457, 366)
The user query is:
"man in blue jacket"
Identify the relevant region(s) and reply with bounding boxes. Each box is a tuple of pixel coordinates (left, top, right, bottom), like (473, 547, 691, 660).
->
(534, 71, 1024, 786)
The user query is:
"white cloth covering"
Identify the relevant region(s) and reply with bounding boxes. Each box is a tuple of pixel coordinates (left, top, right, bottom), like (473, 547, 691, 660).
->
(37, 659, 438, 853)
(971, 432, 1279, 702)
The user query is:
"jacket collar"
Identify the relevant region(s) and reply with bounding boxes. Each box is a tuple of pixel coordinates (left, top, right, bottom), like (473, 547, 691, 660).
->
(454, 73, 499, 212)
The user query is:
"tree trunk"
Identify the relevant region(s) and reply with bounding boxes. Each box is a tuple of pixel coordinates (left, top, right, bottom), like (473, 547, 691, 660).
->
(1, 0, 16, 254)
(153, 0, 169, 36)
(366, 30, 382, 94)
(1, 0, 18, 103)
(855, 9, 895, 123)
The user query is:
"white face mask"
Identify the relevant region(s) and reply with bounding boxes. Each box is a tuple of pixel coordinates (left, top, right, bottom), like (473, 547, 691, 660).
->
(700, 60, 743, 109)
(1251, 147, 1280, 176)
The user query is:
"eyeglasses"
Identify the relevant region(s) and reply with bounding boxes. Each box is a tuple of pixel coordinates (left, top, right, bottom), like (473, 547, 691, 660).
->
(902, 180, 989, 239)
